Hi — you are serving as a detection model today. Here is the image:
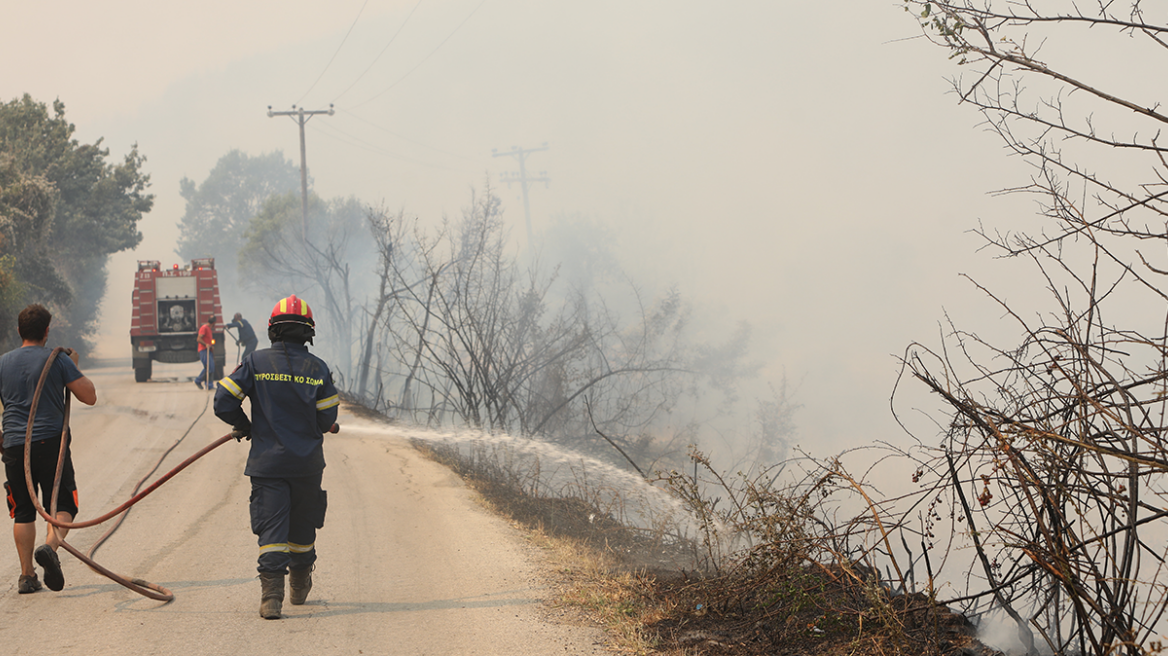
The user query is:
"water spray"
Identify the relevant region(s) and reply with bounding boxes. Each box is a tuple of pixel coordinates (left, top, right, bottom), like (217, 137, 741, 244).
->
(336, 419, 697, 537)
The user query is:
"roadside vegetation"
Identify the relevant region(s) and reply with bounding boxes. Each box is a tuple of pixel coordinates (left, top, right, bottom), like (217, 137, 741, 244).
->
(0, 94, 153, 353)
(345, 401, 998, 656)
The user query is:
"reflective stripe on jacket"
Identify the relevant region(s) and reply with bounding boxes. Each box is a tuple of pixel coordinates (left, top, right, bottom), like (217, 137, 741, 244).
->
(214, 342, 339, 477)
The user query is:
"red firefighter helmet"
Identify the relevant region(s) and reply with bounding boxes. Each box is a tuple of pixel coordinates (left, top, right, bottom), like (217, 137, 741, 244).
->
(269, 295, 315, 328)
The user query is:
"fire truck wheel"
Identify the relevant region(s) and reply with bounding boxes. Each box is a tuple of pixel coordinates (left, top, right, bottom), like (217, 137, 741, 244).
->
(133, 361, 151, 383)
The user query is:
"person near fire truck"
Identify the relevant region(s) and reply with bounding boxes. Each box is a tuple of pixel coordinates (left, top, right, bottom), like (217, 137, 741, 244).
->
(224, 312, 258, 362)
(193, 314, 217, 389)
(212, 295, 339, 619)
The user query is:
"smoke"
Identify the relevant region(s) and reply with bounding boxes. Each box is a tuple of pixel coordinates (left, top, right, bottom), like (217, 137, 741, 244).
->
(38, 1, 1029, 460)
(975, 613, 1033, 655)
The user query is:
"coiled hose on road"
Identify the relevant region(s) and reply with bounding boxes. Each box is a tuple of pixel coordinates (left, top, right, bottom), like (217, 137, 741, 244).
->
(20, 347, 233, 602)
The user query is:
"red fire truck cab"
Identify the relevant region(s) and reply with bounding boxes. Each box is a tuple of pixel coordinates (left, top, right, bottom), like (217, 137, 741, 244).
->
(130, 258, 225, 383)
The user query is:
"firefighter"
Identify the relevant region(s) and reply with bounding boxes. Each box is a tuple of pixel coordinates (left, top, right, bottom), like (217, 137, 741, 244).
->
(225, 312, 258, 362)
(213, 295, 339, 619)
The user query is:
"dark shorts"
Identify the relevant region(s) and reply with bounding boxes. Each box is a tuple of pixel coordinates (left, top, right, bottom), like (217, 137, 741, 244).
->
(2, 433, 79, 523)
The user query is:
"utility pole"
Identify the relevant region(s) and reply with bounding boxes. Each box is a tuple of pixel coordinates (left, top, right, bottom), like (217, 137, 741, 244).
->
(492, 143, 549, 247)
(267, 104, 335, 243)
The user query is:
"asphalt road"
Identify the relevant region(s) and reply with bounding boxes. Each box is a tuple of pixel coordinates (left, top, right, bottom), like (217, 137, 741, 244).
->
(0, 356, 609, 655)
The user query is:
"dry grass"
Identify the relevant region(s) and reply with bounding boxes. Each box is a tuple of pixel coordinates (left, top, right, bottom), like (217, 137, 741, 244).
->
(411, 438, 983, 656)
(525, 526, 677, 655)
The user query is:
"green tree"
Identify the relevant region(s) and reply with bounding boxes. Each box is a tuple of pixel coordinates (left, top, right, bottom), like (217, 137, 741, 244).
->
(176, 149, 301, 304)
(0, 154, 49, 339)
(0, 94, 153, 352)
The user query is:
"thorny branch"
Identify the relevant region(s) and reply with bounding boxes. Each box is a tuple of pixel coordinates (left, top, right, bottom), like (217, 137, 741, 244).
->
(884, 3, 1168, 653)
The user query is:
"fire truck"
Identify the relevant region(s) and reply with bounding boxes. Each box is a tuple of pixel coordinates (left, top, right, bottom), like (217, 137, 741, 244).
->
(130, 258, 225, 383)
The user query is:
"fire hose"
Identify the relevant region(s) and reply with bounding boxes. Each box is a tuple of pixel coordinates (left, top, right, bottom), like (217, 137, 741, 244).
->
(20, 347, 231, 602)
(20, 347, 339, 602)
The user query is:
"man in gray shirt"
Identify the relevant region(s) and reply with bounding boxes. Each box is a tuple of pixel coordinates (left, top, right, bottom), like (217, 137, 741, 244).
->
(0, 304, 96, 593)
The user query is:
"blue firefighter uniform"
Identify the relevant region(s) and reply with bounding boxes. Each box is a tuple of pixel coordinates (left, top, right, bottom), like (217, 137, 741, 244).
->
(214, 342, 340, 574)
(225, 316, 259, 359)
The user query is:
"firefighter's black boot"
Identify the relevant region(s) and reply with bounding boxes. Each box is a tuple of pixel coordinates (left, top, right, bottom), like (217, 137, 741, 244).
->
(289, 566, 313, 605)
(259, 572, 284, 619)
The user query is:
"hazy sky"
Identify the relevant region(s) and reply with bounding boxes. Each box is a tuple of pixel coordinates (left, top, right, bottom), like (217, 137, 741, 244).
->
(1, 1, 1039, 454)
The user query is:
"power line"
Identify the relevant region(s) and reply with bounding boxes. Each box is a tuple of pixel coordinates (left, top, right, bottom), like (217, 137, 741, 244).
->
(349, 0, 489, 110)
(308, 120, 468, 172)
(332, 0, 426, 105)
(341, 109, 479, 162)
(298, 0, 372, 105)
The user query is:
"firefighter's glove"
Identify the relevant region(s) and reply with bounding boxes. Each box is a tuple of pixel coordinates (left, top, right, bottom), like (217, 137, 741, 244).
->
(231, 422, 251, 442)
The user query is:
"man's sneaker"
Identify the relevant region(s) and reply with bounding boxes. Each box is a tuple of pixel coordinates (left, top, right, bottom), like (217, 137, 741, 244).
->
(194, 380, 203, 390)
(17, 574, 41, 594)
(34, 545, 64, 591)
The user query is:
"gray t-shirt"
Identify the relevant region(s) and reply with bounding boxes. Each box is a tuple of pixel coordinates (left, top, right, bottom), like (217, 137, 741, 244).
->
(0, 346, 84, 448)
